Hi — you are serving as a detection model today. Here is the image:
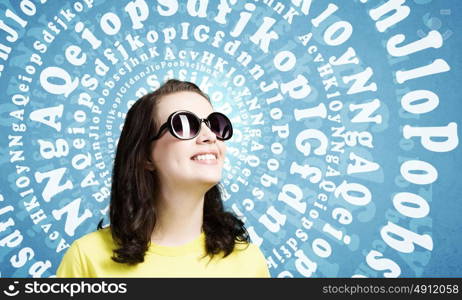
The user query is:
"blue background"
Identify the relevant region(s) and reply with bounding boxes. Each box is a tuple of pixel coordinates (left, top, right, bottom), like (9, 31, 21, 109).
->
(0, 0, 461, 277)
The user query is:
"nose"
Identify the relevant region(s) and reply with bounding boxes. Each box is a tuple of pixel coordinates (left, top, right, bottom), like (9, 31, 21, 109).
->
(197, 121, 217, 143)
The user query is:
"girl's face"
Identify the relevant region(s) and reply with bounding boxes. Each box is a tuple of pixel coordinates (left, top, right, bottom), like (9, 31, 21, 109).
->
(149, 91, 227, 190)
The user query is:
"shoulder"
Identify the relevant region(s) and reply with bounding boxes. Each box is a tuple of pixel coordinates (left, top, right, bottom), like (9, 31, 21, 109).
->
(230, 241, 271, 277)
(233, 241, 266, 261)
(56, 227, 114, 277)
(230, 241, 267, 264)
(73, 227, 114, 251)
(234, 240, 262, 253)
(63, 227, 115, 265)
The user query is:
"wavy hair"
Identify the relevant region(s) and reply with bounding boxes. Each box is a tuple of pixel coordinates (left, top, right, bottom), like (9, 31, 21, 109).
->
(98, 79, 249, 265)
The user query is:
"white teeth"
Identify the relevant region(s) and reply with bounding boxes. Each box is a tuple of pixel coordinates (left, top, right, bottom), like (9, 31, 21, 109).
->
(192, 154, 217, 160)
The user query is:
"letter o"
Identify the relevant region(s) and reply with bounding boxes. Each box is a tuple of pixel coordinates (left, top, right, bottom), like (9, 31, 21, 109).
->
(309, 209, 319, 219)
(312, 238, 332, 258)
(270, 107, 282, 120)
(233, 75, 245, 87)
(74, 2, 84, 12)
(274, 50, 296, 72)
(231, 183, 239, 193)
(393, 192, 430, 219)
(271, 142, 283, 155)
(146, 30, 159, 43)
(74, 110, 86, 122)
(100, 12, 121, 35)
(16, 176, 30, 188)
(267, 158, 279, 171)
(400, 160, 438, 185)
(25, 65, 36, 75)
(20, 0, 36, 16)
(324, 21, 353, 46)
(401, 90, 439, 115)
(329, 100, 343, 111)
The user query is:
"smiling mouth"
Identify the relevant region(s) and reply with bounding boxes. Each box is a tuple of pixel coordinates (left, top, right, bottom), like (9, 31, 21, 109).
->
(191, 154, 218, 161)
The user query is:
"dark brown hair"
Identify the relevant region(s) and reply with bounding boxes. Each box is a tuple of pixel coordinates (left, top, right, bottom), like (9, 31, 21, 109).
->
(98, 79, 249, 265)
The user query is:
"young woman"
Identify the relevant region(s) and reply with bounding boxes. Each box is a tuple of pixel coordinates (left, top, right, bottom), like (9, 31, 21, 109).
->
(56, 79, 270, 277)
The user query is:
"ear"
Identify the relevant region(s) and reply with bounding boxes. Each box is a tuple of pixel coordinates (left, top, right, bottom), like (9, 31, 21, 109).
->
(145, 158, 155, 171)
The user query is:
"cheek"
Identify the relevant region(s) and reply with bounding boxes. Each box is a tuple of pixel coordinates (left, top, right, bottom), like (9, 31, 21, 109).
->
(151, 141, 172, 168)
(153, 141, 189, 168)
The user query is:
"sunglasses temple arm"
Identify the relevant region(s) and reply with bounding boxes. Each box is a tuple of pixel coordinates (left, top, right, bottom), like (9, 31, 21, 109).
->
(150, 123, 168, 141)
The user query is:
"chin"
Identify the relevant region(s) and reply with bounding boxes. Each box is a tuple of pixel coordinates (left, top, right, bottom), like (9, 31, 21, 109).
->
(201, 177, 221, 184)
(198, 177, 221, 186)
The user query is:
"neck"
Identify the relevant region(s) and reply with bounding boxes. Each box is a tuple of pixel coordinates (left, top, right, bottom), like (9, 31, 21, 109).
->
(151, 183, 208, 246)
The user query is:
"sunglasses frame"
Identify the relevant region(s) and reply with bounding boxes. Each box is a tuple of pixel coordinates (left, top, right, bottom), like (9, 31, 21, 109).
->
(150, 110, 233, 141)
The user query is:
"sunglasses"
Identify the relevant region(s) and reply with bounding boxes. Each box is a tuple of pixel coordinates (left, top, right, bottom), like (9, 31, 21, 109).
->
(150, 110, 233, 141)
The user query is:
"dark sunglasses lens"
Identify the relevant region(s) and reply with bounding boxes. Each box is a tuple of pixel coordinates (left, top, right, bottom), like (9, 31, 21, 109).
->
(208, 113, 233, 140)
(171, 112, 200, 139)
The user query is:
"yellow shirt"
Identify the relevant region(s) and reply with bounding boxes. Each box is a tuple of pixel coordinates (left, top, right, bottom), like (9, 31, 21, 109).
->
(56, 227, 271, 278)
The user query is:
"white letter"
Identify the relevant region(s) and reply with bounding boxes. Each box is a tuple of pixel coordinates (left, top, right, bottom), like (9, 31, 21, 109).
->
(124, 0, 149, 29)
(403, 122, 458, 152)
(380, 221, 433, 253)
(52, 198, 93, 236)
(39, 67, 79, 97)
